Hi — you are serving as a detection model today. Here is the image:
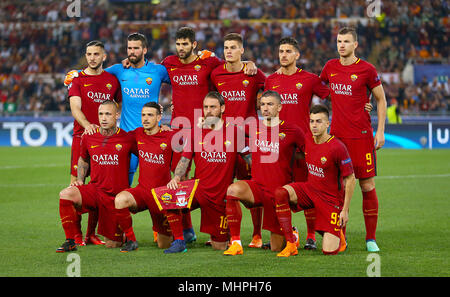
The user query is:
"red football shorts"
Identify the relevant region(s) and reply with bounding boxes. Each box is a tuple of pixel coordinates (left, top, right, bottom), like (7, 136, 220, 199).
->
(234, 154, 251, 180)
(289, 182, 342, 238)
(190, 191, 228, 242)
(292, 155, 308, 182)
(76, 183, 122, 242)
(243, 180, 283, 236)
(126, 185, 171, 236)
(338, 136, 376, 179)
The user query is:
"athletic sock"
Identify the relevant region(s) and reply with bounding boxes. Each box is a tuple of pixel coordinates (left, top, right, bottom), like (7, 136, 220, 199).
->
(181, 209, 193, 230)
(85, 210, 98, 237)
(362, 188, 379, 241)
(304, 208, 316, 240)
(166, 210, 184, 241)
(274, 187, 295, 243)
(250, 207, 262, 238)
(115, 207, 136, 242)
(59, 199, 78, 240)
(226, 195, 242, 242)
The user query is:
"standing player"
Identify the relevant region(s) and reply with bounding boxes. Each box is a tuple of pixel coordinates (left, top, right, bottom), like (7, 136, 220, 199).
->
(223, 90, 305, 256)
(56, 101, 136, 252)
(274, 104, 356, 257)
(65, 33, 171, 185)
(265, 37, 330, 249)
(67, 40, 122, 246)
(113, 102, 187, 254)
(167, 91, 249, 251)
(210, 32, 266, 248)
(320, 27, 387, 252)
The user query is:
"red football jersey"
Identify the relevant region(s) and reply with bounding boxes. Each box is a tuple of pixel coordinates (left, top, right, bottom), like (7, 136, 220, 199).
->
(265, 69, 329, 135)
(304, 135, 354, 206)
(134, 127, 174, 189)
(320, 58, 381, 138)
(68, 70, 122, 136)
(182, 122, 245, 206)
(161, 55, 224, 128)
(248, 120, 305, 191)
(210, 64, 266, 120)
(79, 128, 136, 196)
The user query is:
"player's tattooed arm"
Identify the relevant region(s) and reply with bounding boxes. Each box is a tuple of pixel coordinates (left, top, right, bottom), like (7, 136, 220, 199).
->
(73, 157, 89, 186)
(167, 156, 190, 189)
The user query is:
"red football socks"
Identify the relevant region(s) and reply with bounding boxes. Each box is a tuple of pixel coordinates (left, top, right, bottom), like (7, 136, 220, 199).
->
(166, 210, 184, 241)
(226, 196, 242, 242)
(362, 188, 379, 241)
(115, 207, 136, 242)
(85, 210, 99, 237)
(304, 208, 316, 241)
(274, 187, 295, 243)
(181, 209, 193, 230)
(59, 199, 79, 240)
(250, 207, 262, 238)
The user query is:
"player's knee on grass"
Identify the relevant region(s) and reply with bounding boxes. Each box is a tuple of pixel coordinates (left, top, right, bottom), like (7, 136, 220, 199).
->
(104, 238, 123, 248)
(157, 233, 173, 249)
(322, 232, 340, 255)
(270, 233, 285, 252)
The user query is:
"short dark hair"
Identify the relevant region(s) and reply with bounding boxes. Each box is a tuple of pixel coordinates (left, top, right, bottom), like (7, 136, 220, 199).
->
(260, 90, 282, 103)
(310, 104, 329, 118)
(143, 102, 162, 115)
(175, 27, 196, 43)
(86, 40, 104, 50)
(127, 32, 148, 48)
(224, 33, 243, 46)
(278, 37, 300, 52)
(204, 91, 225, 106)
(338, 27, 358, 42)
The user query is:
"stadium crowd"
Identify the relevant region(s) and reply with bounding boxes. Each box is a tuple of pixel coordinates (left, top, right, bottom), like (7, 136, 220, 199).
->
(0, 0, 448, 114)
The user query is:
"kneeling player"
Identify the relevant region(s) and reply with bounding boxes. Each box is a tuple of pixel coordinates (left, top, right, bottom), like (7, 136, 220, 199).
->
(57, 101, 135, 252)
(114, 102, 187, 253)
(275, 104, 356, 256)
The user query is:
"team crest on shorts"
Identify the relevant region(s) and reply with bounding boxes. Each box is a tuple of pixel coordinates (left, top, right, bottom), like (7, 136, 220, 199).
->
(115, 144, 123, 151)
(350, 74, 358, 81)
(295, 82, 303, 90)
(321, 156, 327, 164)
(194, 65, 202, 71)
(146, 77, 153, 85)
(242, 80, 249, 87)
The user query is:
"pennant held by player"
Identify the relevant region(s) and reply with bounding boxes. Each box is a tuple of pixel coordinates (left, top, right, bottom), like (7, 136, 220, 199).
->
(151, 179, 199, 211)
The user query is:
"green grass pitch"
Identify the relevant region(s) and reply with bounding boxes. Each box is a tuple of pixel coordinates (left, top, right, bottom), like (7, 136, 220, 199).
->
(0, 147, 449, 277)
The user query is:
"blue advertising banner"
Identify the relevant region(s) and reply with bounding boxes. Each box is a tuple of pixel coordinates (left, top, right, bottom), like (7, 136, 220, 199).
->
(0, 117, 449, 149)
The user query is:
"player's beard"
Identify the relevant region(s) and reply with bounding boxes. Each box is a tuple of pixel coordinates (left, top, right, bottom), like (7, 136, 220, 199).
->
(177, 46, 194, 60)
(203, 114, 222, 128)
(88, 61, 102, 71)
(128, 53, 143, 65)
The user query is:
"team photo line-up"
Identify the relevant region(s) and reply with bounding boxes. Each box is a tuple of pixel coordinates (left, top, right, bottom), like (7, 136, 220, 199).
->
(57, 25, 386, 257)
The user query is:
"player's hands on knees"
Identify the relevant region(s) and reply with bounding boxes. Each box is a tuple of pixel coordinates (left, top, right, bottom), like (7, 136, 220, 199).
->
(83, 123, 99, 136)
(167, 176, 181, 190)
(64, 70, 79, 87)
(339, 209, 349, 228)
(364, 103, 373, 112)
(70, 180, 84, 187)
(122, 58, 131, 68)
(244, 61, 257, 76)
